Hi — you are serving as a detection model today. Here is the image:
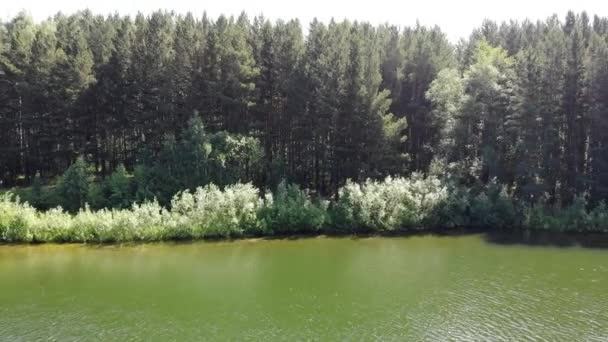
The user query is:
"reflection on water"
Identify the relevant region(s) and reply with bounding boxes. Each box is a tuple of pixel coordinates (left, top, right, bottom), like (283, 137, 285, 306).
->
(1, 233, 607, 341)
(485, 229, 608, 249)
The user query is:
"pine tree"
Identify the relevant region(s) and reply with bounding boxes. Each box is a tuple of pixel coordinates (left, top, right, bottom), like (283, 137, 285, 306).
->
(0, 12, 35, 184)
(392, 25, 454, 172)
(561, 11, 589, 203)
(0, 10, 607, 207)
(586, 32, 608, 202)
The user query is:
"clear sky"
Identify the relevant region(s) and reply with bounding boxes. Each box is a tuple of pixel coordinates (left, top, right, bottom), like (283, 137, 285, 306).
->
(3, 0, 607, 41)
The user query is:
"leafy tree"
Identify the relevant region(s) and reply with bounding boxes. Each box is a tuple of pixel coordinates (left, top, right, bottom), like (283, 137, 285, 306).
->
(425, 68, 465, 164)
(106, 164, 133, 209)
(134, 116, 263, 205)
(55, 157, 91, 212)
(428, 41, 516, 184)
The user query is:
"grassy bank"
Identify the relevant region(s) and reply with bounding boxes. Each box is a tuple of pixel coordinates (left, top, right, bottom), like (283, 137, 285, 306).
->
(2, 176, 608, 243)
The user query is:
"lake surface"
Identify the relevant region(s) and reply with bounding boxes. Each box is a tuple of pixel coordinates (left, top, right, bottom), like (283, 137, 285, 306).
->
(1, 233, 608, 341)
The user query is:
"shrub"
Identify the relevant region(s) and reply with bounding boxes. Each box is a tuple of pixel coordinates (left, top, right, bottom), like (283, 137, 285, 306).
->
(522, 197, 608, 232)
(330, 174, 448, 233)
(87, 202, 168, 243)
(31, 207, 72, 242)
(588, 201, 608, 232)
(559, 197, 591, 232)
(259, 181, 328, 235)
(0, 194, 36, 242)
(169, 183, 262, 239)
(427, 183, 471, 228)
(3, 176, 608, 244)
(469, 182, 519, 229)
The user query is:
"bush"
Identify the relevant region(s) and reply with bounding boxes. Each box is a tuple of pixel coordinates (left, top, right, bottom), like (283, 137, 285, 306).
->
(523, 203, 555, 231)
(427, 183, 471, 228)
(169, 183, 262, 239)
(259, 181, 328, 235)
(31, 207, 72, 242)
(469, 182, 519, 229)
(559, 197, 590, 232)
(330, 174, 448, 233)
(2, 176, 608, 244)
(522, 197, 608, 232)
(0, 194, 36, 242)
(588, 201, 608, 232)
(80, 202, 168, 243)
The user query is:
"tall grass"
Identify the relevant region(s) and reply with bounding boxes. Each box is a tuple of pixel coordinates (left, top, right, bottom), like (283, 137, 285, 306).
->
(1, 176, 607, 243)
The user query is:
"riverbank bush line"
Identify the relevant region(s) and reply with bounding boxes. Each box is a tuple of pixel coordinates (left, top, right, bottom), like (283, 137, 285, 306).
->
(1, 176, 607, 243)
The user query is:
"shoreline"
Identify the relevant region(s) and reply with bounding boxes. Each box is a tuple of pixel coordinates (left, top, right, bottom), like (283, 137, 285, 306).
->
(3, 227, 608, 249)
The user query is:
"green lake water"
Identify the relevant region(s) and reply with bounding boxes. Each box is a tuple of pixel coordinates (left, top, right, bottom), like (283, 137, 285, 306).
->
(1, 233, 607, 341)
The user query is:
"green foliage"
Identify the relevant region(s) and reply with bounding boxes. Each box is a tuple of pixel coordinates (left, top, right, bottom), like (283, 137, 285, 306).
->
(134, 117, 264, 206)
(0, 193, 36, 242)
(86, 182, 108, 210)
(330, 174, 448, 232)
(469, 182, 519, 229)
(430, 40, 518, 184)
(106, 164, 133, 209)
(427, 182, 471, 228)
(558, 197, 590, 231)
(523, 198, 608, 233)
(1, 10, 608, 214)
(0, 183, 260, 243)
(588, 201, 608, 232)
(24, 172, 46, 209)
(425, 69, 465, 158)
(523, 203, 556, 231)
(55, 157, 91, 213)
(2, 175, 608, 244)
(2, 11, 608, 240)
(259, 181, 328, 234)
(169, 183, 262, 239)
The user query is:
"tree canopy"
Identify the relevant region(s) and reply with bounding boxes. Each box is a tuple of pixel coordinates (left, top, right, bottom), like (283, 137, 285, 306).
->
(1, 10, 608, 208)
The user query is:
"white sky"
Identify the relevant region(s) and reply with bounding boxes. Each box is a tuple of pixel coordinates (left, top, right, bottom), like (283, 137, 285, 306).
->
(3, 0, 608, 41)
